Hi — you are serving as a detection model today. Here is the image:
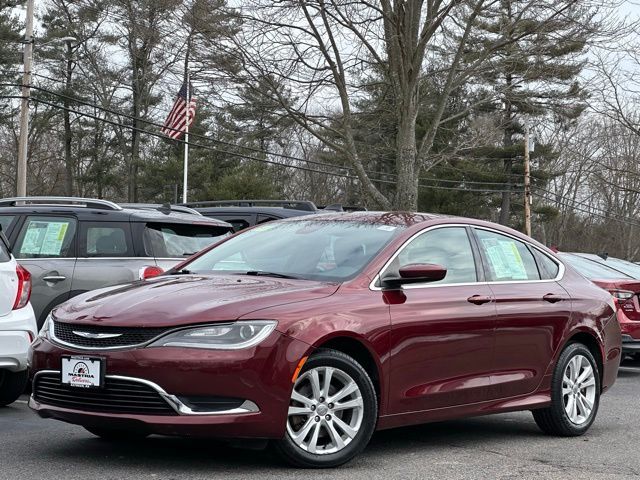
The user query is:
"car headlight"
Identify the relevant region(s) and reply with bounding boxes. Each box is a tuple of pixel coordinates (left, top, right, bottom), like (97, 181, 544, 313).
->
(147, 320, 277, 350)
(39, 313, 53, 339)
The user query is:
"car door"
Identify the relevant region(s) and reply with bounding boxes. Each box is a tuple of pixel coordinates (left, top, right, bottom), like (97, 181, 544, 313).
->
(12, 215, 77, 326)
(71, 221, 138, 294)
(385, 225, 497, 413)
(472, 227, 571, 399)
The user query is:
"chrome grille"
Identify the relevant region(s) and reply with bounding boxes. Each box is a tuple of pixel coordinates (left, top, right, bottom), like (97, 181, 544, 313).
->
(53, 321, 169, 348)
(33, 372, 177, 415)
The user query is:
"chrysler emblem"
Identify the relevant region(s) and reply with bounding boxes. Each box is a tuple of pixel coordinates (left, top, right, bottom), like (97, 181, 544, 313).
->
(72, 331, 123, 339)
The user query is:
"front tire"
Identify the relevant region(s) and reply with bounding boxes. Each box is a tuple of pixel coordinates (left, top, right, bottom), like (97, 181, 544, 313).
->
(533, 343, 600, 436)
(0, 369, 29, 407)
(274, 349, 378, 468)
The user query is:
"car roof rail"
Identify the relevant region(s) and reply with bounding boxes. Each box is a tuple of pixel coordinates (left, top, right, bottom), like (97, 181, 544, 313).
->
(0, 196, 122, 211)
(120, 203, 202, 216)
(181, 199, 318, 212)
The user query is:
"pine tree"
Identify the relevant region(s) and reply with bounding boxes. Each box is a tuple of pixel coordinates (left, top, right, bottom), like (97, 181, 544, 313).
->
(466, 0, 593, 226)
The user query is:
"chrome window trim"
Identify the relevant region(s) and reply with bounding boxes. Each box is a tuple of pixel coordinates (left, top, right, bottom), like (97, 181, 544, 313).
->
(18, 257, 182, 261)
(31, 370, 259, 416)
(369, 223, 565, 291)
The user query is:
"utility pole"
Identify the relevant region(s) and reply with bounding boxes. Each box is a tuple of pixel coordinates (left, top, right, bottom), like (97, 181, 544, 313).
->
(524, 123, 532, 237)
(16, 0, 35, 197)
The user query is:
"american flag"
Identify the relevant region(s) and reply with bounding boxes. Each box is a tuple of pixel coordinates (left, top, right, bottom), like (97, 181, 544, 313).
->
(161, 82, 196, 140)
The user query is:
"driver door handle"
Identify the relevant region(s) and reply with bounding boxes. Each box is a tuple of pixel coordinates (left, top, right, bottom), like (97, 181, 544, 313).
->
(543, 293, 563, 303)
(467, 295, 493, 305)
(42, 275, 66, 283)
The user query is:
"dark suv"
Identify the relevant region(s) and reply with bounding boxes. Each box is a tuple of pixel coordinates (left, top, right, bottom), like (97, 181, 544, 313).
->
(182, 200, 319, 231)
(0, 197, 233, 327)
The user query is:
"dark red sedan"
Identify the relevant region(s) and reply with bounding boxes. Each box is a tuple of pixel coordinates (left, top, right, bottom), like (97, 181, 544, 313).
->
(29, 212, 621, 467)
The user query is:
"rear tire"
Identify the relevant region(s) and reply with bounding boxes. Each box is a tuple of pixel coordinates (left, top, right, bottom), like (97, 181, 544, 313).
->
(273, 349, 378, 468)
(533, 343, 600, 436)
(0, 369, 29, 407)
(84, 426, 149, 441)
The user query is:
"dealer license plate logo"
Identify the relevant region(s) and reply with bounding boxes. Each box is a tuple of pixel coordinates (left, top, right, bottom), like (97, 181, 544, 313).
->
(61, 356, 103, 388)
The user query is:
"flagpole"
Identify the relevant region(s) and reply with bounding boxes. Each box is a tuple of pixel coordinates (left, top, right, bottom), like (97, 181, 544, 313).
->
(182, 69, 190, 204)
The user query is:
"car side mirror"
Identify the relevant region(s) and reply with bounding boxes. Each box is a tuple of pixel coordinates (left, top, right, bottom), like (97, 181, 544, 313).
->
(381, 263, 447, 289)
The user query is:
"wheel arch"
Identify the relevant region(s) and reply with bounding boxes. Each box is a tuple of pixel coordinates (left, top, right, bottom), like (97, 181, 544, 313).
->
(312, 334, 383, 406)
(563, 330, 605, 391)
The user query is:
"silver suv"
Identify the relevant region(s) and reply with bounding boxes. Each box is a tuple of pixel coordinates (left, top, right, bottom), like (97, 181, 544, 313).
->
(0, 197, 234, 327)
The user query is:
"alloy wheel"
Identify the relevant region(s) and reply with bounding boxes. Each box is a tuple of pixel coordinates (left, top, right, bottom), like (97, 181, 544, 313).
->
(562, 354, 597, 425)
(286, 366, 364, 455)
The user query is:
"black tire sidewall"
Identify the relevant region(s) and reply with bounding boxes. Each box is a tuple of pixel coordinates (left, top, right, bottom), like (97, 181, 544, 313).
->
(275, 349, 378, 468)
(0, 369, 29, 407)
(551, 343, 601, 435)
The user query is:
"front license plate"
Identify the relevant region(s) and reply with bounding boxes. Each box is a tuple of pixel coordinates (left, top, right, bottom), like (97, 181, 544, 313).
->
(61, 356, 104, 388)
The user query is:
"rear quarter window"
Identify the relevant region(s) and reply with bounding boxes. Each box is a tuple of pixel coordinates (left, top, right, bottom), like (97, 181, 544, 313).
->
(0, 234, 10, 263)
(144, 222, 233, 258)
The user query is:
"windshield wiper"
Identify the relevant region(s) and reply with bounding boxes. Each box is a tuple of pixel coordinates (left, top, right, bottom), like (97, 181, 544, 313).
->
(171, 269, 193, 275)
(242, 271, 301, 280)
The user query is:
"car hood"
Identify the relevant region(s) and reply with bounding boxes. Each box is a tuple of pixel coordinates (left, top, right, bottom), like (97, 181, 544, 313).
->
(53, 274, 339, 328)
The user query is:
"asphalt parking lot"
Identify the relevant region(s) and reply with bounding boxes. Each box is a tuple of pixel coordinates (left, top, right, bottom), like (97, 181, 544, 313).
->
(3, 360, 640, 480)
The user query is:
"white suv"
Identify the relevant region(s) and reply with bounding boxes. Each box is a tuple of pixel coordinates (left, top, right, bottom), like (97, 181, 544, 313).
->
(0, 228, 36, 406)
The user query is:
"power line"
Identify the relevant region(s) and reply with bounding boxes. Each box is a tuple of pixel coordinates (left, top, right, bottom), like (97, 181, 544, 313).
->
(535, 190, 640, 228)
(1, 80, 528, 189)
(1, 92, 522, 196)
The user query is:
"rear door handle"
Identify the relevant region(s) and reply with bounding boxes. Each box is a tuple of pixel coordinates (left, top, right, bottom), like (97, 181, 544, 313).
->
(42, 275, 66, 283)
(467, 295, 493, 305)
(543, 293, 563, 303)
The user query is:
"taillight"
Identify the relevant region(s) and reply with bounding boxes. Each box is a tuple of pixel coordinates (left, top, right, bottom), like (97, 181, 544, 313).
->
(609, 289, 640, 321)
(13, 264, 31, 310)
(139, 265, 164, 280)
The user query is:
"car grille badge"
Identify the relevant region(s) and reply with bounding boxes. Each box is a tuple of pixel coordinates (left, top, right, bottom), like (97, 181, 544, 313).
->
(72, 331, 123, 339)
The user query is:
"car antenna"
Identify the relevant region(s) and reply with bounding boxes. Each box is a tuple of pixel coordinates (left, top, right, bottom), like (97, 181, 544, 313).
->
(598, 252, 608, 261)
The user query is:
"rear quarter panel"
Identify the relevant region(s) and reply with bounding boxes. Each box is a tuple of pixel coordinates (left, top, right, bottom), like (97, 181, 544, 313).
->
(555, 267, 621, 391)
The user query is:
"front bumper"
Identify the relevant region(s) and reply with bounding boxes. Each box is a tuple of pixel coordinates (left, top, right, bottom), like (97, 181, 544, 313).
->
(0, 303, 37, 372)
(617, 309, 640, 355)
(29, 330, 310, 439)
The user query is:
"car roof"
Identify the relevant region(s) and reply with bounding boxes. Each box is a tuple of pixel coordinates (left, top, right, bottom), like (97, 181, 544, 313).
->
(0, 201, 232, 227)
(276, 210, 452, 227)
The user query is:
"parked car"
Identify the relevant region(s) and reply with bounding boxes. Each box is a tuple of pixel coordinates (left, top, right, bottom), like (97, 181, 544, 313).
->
(0, 226, 37, 406)
(559, 252, 640, 357)
(0, 197, 234, 327)
(571, 252, 640, 279)
(30, 212, 621, 467)
(182, 199, 319, 231)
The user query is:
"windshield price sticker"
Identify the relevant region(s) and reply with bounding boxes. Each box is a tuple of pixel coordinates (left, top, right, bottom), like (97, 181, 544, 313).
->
(61, 356, 104, 388)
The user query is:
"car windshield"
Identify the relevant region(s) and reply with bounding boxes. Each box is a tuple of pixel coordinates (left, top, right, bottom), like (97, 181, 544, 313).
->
(577, 254, 640, 280)
(182, 220, 404, 282)
(560, 253, 633, 280)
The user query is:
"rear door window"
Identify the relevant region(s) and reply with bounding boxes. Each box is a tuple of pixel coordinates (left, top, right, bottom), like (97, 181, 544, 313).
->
(475, 229, 540, 281)
(144, 223, 232, 258)
(14, 216, 77, 259)
(80, 223, 133, 257)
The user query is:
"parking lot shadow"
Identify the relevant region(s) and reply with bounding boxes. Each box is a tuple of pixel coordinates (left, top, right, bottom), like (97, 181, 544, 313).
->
(39, 413, 542, 474)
